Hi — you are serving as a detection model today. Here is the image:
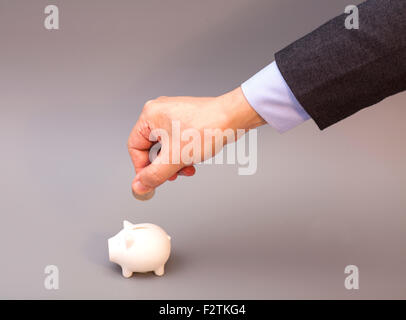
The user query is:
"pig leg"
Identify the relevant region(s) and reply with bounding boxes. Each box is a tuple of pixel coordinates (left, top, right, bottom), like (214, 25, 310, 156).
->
(122, 267, 133, 278)
(154, 265, 165, 276)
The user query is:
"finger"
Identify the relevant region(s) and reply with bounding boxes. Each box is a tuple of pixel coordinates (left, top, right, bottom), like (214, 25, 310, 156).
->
(179, 166, 196, 176)
(168, 173, 178, 181)
(128, 148, 151, 174)
(128, 118, 155, 173)
(132, 154, 183, 194)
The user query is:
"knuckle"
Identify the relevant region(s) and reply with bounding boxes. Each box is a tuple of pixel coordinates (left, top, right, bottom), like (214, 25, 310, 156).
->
(143, 98, 164, 114)
(144, 99, 155, 109)
(127, 135, 134, 149)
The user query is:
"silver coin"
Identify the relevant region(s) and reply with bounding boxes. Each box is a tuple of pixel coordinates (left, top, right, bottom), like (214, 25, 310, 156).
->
(132, 189, 155, 201)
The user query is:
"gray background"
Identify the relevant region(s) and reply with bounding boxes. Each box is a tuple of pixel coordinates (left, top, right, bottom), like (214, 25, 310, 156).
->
(0, 0, 405, 299)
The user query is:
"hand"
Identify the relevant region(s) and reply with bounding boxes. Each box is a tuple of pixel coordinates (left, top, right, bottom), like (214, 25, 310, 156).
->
(128, 87, 265, 196)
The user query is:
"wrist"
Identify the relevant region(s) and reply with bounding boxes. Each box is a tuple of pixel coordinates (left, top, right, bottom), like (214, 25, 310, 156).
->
(218, 87, 266, 131)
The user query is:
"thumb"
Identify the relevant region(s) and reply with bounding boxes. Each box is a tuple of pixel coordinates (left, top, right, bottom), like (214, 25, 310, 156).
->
(132, 154, 183, 195)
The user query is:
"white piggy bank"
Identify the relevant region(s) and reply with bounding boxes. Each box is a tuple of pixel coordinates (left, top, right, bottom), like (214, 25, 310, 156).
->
(108, 220, 171, 278)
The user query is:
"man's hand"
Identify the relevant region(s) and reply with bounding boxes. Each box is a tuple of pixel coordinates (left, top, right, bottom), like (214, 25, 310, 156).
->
(128, 87, 265, 196)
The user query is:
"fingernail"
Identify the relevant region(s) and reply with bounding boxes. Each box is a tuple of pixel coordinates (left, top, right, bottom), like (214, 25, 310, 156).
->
(134, 181, 150, 194)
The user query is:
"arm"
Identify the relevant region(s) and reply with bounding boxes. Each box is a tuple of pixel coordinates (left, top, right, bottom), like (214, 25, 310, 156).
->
(128, 0, 406, 197)
(275, 0, 406, 129)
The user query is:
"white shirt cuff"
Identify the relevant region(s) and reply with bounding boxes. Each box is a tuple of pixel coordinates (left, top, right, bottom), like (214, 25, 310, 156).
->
(241, 61, 311, 133)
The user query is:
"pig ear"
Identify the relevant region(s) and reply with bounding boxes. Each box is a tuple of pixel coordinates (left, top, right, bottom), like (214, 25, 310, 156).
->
(125, 234, 134, 249)
(123, 220, 133, 229)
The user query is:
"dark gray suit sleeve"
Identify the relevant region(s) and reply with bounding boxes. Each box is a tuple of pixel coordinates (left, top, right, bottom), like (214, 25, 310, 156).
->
(275, 0, 406, 130)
